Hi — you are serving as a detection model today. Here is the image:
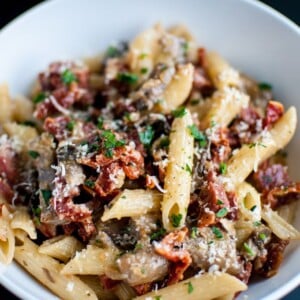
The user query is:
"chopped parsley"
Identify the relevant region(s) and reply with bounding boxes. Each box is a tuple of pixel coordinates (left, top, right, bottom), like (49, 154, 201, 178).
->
(41, 189, 52, 205)
(171, 107, 187, 118)
(216, 207, 228, 218)
(101, 130, 126, 157)
(28, 150, 40, 159)
(185, 281, 194, 294)
(248, 142, 266, 149)
(20, 120, 36, 127)
(150, 228, 166, 241)
(258, 82, 272, 91)
(182, 41, 189, 54)
(85, 180, 95, 189)
(185, 164, 192, 175)
(140, 67, 148, 74)
(259, 233, 266, 241)
(33, 92, 46, 104)
(253, 221, 262, 226)
(61, 69, 77, 85)
(208, 240, 214, 245)
(139, 53, 148, 59)
(159, 137, 170, 148)
(219, 162, 227, 175)
(134, 243, 143, 251)
(250, 205, 257, 212)
(243, 242, 254, 256)
(170, 213, 183, 228)
(211, 226, 223, 239)
(106, 46, 121, 58)
(190, 227, 198, 239)
(188, 124, 207, 147)
(154, 296, 162, 300)
(139, 125, 154, 146)
(66, 120, 75, 131)
(210, 120, 217, 127)
(217, 199, 224, 205)
(190, 98, 200, 106)
(97, 116, 104, 129)
(32, 206, 41, 217)
(117, 72, 138, 85)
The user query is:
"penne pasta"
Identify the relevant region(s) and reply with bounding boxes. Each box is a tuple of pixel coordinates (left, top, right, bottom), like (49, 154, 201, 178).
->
(200, 87, 249, 129)
(134, 273, 247, 300)
(38, 235, 83, 263)
(262, 206, 300, 240)
(101, 189, 161, 222)
(14, 238, 98, 300)
(0, 83, 12, 123)
(157, 63, 194, 113)
(11, 95, 34, 122)
(205, 52, 240, 90)
(61, 245, 118, 275)
(162, 109, 194, 230)
(224, 107, 297, 187)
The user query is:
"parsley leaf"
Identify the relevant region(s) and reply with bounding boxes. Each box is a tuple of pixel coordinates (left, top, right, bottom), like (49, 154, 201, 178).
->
(185, 164, 192, 175)
(28, 150, 40, 159)
(150, 228, 166, 241)
(140, 67, 148, 74)
(33, 92, 46, 104)
(190, 227, 198, 239)
(139, 53, 148, 59)
(20, 120, 36, 127)
(188, 124, 207, 147)
(211, 226, 223, 239)
(258, 82, 272, 91)
(97, 116, 104, 129)
(117, 72, 138, 84)
(190, 98, 200, 106)
(106, 46, 120, 58)
(259, 233, 266, 241)
(85, 180, 95, 189)
(32, 206, 41, 217)
(66, 120, 75, 131)
(253, 221, 262, 226)
(134, 243, 143, 251)
(219, 162, 227, 175)
(41, 189, 52, 205)
(154, 296, 162, 300)
(61, 69, 77, 85)
(170, 213, 183, 228)
(243, 242, 254, 256)
(182, 42, 189, 54)
(139, 126, 154, 146)
(171, 107, 187, 118)
(101, 130, 126, 157)
(159, 137, 170, 148)
(216, 207, 228, 218)
(185, 281, 193, 294)
(250, 205, 257, 212)
(217, 199, 224, 205)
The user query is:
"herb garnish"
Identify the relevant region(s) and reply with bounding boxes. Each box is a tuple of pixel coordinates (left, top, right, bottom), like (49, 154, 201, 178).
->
(250, 205, 257, 212)
(259, 233, 266, 241)
(28, 150, 40, 159)
(190, 99, 200, 106)
(66, 120, 75, 131)
(185, 164, 192, 175)
(185, 281, 194, 294)
(258, 82, 272, 91)
(190, 227, 198, 239)
(248, 142, 266, 148)
(217, 199, 224, 205)
(188, 124, 207, 147)
(106, 46, 121, 58)
(159, 137, 170, 148)
(150, 228, 166, 241)
(117, 72, 138, 84)
(33, 92, 46, 104)
(170, 213, 183, 228)
(154, 296, 162, 300)
(140, 67, 148, 74)
(41, 189, 52, 205)
(219, 162, 227, 175)
(97, 116, 104, 129)
(61, 69, 77, 85)
(171, 107, 187, 118)
(101, 130, 126, 157)
(253, 221, 262, 226)
(211, 226, 223, 239)
(243, 242, 254, 256)
(85, 180, 95, 189)
(216, 207, 228, 218)
(139, 125, 154, 146)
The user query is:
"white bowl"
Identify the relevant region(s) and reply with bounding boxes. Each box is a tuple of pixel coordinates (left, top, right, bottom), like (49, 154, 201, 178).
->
(0, 0, 299, 299)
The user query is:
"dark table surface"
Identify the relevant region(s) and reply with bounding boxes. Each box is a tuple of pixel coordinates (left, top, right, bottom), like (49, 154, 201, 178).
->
(0, 0, 299, 299)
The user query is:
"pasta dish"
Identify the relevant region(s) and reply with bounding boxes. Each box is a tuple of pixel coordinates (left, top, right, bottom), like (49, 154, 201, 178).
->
(0, 24, 299, 300)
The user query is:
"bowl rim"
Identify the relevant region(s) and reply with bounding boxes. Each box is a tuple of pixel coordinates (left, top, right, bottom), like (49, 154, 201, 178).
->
(0, 0, 299, 299)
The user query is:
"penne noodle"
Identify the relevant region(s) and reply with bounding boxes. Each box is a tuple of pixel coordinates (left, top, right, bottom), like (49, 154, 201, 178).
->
(0, 83, 12, 123)
(162, 109, 194, 230)
(262, 206, 300, 240)
(224, 107, 297, 187)
(205, 52, 240, 90)
(14, 238, 97, 300)
(134, 273, 247, 300)
(38, 235, 83, 263)
(101, 189, 161, 222)
(200, 87, 249, 129)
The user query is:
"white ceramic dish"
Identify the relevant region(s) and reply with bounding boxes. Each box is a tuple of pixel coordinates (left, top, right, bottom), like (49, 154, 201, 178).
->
(0, 0, 299, 299)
